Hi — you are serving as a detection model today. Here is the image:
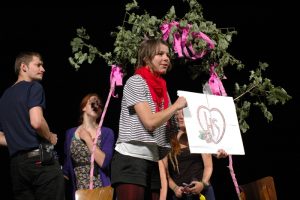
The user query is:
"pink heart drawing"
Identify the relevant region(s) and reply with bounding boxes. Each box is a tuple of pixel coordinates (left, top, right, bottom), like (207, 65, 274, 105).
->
(197, 105, 226, 144)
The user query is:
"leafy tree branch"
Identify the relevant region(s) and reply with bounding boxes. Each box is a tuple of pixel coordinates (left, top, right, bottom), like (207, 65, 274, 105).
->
(68, 0, 291, 133)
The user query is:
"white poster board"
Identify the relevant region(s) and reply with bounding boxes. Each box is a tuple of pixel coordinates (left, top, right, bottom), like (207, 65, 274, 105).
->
(177, 90, 245, 155)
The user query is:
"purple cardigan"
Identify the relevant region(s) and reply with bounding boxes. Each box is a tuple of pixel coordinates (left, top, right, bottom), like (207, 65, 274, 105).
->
(63, 126, 115, 200)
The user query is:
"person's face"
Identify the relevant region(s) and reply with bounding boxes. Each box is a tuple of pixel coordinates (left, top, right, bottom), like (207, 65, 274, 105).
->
(148, 43, 170, 75)
(22, 56, 45, 81)
(176, 109, 185, 129)
(84, 96, 102, 118)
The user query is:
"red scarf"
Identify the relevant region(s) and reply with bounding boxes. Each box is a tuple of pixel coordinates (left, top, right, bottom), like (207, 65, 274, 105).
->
(135, 66, 169, 112)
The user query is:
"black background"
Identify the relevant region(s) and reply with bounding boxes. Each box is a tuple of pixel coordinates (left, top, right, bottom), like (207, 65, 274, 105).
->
(0, 1, 299, 199)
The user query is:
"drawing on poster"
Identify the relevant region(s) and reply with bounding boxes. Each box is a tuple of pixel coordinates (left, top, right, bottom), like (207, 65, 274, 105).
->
(177, 90, 245, 155)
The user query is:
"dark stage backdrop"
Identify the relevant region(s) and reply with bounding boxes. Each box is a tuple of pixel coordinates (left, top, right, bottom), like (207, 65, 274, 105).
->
(0, 1, 298, 199)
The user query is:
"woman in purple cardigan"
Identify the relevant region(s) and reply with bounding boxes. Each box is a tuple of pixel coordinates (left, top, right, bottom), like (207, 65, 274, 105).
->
(63, 93, 115, 200)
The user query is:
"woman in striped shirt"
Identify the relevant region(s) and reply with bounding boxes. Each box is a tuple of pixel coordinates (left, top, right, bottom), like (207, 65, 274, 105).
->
(111, 38, 187, 200)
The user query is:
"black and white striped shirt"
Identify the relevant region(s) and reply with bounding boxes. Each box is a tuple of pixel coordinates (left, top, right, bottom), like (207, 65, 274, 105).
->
(115, 75, 178, 161)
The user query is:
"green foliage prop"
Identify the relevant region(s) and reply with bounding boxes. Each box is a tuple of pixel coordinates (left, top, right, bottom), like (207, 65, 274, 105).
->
(69, 0, 291, 133)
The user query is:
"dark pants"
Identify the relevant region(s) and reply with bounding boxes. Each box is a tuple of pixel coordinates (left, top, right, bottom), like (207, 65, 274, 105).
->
(10, 152, 65, 200)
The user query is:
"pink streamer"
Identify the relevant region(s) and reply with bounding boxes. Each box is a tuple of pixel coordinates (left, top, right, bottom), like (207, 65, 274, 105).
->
(89, 65, 123, 189)
(228, 155, 241, 197)
(208, 65, 240, 197)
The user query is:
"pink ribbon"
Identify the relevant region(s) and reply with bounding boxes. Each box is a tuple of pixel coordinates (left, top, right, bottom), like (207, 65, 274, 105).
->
(191, 32, 215, 58)
(228, 155, 241, 197)
(160, 21, 179, 41)
(110, 65, 123, 97)
(181, 24, 192, 59)
(183, 31, 215, 60)
(160, 21, 184, 57)
(160, 21, 215, 60)
(89, 65, 123, 189)
(208, 64, 227, 96)
(173, 32, 183, 57)
(207, 65, 240, 197)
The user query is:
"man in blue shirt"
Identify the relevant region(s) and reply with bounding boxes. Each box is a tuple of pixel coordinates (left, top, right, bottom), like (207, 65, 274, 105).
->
(0, 51, 65, 200)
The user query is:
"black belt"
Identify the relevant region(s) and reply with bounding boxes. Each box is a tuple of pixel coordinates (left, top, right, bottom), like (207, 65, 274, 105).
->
(13, 148, 40, 158)
(27, 149, 40, 158)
